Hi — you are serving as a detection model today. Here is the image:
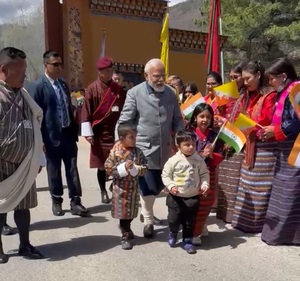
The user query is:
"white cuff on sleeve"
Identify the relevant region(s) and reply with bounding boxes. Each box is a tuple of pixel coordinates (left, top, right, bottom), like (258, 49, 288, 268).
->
(117, 163, 129, 177)
(81, 122, 94, 137)
(201, 181, 210, 188)
(128, 165, 139, 177)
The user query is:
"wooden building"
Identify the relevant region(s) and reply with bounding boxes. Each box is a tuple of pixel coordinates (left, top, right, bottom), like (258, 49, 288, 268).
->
(44, 0, 225, 92)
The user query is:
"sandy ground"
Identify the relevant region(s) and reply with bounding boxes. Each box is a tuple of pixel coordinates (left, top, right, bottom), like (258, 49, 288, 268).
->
(1, 138, 299, 281)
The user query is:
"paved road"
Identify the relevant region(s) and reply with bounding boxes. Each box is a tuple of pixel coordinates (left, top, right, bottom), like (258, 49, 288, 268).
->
(1, 138, 299, 281)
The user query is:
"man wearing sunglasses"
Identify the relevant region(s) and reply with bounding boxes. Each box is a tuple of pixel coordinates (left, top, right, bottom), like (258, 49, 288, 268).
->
(30, 51, 89, 218)
(0, 47, 45, 263)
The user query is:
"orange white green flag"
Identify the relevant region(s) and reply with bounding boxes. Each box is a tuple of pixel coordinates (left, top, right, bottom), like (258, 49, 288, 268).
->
(234, 113, 257, 136)
(288, 134, 300, 167)
(289, 82, 300, 120)
(180, 93, 205, 119)
(217, 121, 246, 153)
(213, 80, 239, 106)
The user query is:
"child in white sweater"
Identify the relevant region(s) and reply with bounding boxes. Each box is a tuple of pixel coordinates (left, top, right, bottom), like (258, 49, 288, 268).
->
(162, 129, 210, 254)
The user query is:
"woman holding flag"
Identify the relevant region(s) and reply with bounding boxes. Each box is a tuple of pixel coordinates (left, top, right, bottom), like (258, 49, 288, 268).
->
(261, 57, 300, 245)
(217, 61, 247, 223)
(231, 61, 277, 233)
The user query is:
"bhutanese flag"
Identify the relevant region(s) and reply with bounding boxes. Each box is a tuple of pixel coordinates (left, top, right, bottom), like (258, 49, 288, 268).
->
(288, 134, 300, 167)
(180, 93, 205, 119)
(218, 121, 246, 153)
(289, 82, 300, 120)
(213, 81, 239, 106)
(160, 12, 169, 78)
(234, 113, 257, 136)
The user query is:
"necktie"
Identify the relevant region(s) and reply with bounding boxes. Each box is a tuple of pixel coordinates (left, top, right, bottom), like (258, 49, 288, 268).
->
(54, 80, 69, 127)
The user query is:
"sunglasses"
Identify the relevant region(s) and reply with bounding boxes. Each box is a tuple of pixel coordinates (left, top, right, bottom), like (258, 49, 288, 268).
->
(47, 62, 63, 67)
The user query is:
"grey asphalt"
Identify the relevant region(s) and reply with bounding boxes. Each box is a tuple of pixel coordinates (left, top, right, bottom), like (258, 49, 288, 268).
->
(1, 138, 299, 281)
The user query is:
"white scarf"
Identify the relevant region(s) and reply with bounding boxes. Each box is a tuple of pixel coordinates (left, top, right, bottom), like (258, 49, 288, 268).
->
(0, 86, 43, 213)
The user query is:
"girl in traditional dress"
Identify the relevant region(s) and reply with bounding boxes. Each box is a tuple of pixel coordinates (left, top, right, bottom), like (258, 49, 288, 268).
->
(217, 61, 247, 223)
(231, 61, 277, 233)
(261, 57, 300, 245)
(104, 123, 148, 250)
(188, 103, 223, 245)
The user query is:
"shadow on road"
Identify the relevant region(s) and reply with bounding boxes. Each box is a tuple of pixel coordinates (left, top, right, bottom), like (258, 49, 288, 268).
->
(37, 235, 120, 261)
(36, 185, 68, 193)
(88, 204, 112, 214)
(31, 216, 108, 231)
(200, 229, 247, 250)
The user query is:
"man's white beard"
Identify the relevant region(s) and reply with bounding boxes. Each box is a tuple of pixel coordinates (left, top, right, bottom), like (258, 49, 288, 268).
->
(148, 81, 165, 93)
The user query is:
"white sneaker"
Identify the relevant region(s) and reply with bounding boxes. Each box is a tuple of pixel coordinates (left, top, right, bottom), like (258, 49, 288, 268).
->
(201, 226, 209, 237)
(192, 236, 202, 246)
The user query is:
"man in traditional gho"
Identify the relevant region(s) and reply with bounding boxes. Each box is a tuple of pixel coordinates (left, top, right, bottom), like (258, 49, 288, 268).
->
(81, 57, 126, 203)
(116, 58, 184, 238)
(0, 47, 45, 263)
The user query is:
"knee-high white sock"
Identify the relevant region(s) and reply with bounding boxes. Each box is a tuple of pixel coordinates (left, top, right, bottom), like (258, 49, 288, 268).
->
(140, 195, 155, 225)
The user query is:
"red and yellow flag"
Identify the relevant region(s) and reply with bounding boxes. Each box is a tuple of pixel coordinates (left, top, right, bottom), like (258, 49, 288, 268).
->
(213, 81, 239, 106)
(234, 113, 257, 136)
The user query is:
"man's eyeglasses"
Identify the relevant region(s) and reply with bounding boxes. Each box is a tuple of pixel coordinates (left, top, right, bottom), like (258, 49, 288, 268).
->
(47, 62, 63, 68)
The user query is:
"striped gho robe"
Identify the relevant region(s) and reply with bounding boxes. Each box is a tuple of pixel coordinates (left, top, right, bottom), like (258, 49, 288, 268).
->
(104, 141, 148, 220)
(0, 81, 43, 211)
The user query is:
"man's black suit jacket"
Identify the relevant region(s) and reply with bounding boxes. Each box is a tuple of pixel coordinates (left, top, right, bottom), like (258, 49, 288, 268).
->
(29, 75, 78, 147)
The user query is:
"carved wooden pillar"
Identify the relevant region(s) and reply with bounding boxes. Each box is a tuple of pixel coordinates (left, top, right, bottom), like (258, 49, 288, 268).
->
(62, 0, 84, 90)
(44, 0, 63, 56)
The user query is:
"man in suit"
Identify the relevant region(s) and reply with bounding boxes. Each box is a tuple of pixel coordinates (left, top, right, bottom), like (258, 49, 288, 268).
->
(30, 50, 89, 217)
(116, 58, 184, 238)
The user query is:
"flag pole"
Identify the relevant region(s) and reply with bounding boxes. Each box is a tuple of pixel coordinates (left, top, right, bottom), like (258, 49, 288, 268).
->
(212, 118, 227, 147)
(219, 15, 224, 82)
(207, 0, 216, 74)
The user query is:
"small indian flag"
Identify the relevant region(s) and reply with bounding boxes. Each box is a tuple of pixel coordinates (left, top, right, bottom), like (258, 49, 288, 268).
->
(288, 134, 300, 167)
(214, 81, 239, 106)
(234, 113, 257, 136)
(218, 121, 246, 153)
(289, 82, 300, 120)
(180, 93, 205, 119)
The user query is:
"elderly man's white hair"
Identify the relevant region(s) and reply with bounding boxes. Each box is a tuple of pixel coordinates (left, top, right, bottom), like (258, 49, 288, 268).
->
(144, 58, 164, 73)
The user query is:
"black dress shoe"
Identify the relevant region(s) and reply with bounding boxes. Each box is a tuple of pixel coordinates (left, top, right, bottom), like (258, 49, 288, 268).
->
(70, 198, 89, 217)
(18, 244, 44, 260)
(101, 191, 110, 204)
(2, 224, 14, 235)
(0, 251, 9, 264)
(143, 224, 154, 238)
(52, 198, 64, 216)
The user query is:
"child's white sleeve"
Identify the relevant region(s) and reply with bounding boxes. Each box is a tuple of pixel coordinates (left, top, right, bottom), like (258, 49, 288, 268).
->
(199, 160, 210, 188)
(161, 159, 176, 190)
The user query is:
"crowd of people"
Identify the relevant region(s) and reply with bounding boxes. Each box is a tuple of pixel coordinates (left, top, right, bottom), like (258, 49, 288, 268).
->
(0, 45, 299, 263)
